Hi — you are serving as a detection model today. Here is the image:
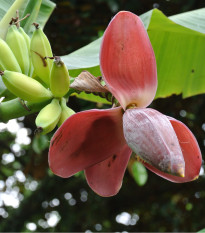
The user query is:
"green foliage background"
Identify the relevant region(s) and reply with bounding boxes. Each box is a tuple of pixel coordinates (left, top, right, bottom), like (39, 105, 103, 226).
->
(0, 0, 205, 232)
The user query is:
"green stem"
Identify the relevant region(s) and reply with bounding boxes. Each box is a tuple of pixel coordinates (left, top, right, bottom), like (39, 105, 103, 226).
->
(0, 98, 50, 123)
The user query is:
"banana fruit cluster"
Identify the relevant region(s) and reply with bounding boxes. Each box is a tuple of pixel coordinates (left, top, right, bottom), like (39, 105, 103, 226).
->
(0, 20, 74, 134)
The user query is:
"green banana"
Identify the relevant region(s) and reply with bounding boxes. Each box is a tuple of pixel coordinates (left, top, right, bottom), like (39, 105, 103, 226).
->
(30, 25, 53, 86)
(19, 27, 30, 49)
(58, 98, 75, 126)
(0, 38, 21, 72)
(6, 25, 30, 75)
(19, 27, 34, 77)
(50, 56, 70, 97)
(1, 70, 53, 102)
(35, 98, 62, 134)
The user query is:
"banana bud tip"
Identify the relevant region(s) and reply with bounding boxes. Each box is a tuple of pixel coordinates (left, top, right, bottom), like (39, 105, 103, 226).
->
(193, 175, 199, 181)
(175, 167, 185, 178)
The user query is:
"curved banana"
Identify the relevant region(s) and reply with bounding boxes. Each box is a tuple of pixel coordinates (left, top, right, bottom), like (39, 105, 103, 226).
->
(19, 27, 34, 77)
(50, 56, 70, 97)
(58, 98, 75, 126)
(35, 98, 62, 134)
(0, 38, 21, 72)
(6, 25, 30, 75)
(0, 70, 53, 102)
(30, 25, 53, 86)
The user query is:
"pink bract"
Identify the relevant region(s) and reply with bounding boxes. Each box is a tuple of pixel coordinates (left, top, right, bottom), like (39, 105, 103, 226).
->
(49, 107, 127, 178)
(100, 11, 157, 110)
(143, 117, 202, 182)
(85, 144, 132, 197)
(123, 108, 185, 177)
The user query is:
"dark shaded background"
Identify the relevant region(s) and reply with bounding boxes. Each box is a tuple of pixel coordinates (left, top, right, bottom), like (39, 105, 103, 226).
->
(0, 0, 205, 232)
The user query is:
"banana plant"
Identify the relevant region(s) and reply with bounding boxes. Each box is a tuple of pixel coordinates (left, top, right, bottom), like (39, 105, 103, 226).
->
(0, 1, 203, 196)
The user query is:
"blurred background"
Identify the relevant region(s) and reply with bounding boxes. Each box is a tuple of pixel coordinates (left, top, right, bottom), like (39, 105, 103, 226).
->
(0, 0, 205, 232)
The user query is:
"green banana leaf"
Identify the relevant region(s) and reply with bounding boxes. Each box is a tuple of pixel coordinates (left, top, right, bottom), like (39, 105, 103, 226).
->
(63, 8, 205, 102)
(20, 0, 43, 34)
(169, 8, 205, 34)
(72, 92, 110, 105)
(197, 229, 205, 233)
(22, 0, 56, 35)
(150, 9, 205, 99)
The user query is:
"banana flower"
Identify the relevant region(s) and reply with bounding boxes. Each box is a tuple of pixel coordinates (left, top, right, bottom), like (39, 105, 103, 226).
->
(49, 11, 202, 196)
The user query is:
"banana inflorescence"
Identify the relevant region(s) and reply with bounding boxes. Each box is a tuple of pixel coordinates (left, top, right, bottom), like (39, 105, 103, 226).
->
(0, 15, 75, 134)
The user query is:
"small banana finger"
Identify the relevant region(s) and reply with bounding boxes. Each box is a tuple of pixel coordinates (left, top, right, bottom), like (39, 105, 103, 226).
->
(0, 70, 53, 102)
(6, 25, 30, 75)
(50, 56, 70, 97)
(0, 38, 21, 72)
(35, 98, 62, 134)
(19, 27, 34, 77)
(30, 24, 53, 86)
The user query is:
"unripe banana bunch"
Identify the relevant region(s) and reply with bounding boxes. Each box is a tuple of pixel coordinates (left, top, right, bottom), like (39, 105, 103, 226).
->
(0, 20, 37, 101)
(1, 21, 71, 100)
(0, 17, 74, 135)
